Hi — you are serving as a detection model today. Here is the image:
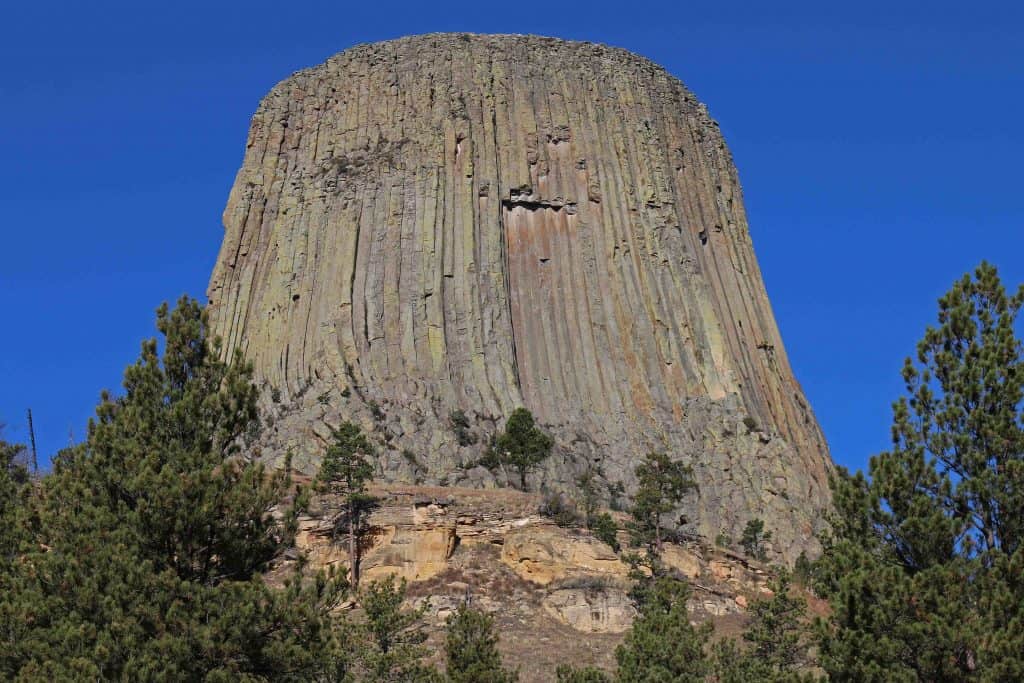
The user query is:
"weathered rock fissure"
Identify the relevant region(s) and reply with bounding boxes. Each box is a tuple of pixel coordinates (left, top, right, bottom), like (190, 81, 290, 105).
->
(208, 33, 832, 561)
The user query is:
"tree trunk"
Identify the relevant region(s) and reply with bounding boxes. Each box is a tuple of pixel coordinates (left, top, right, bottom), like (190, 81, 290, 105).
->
(348, 500, 359, 587)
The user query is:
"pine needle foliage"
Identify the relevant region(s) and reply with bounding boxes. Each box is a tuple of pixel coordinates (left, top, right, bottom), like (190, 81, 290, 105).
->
(710, 570, 817, 682)
(815, 263, 1024, 681)
(317, 421, 377, 587)
(490, 408, 553, 491)
(0, 436, 30, 573)
(628, 452, 696, 552)
(356, 575, 439, 682)
(0, 297, 350, 681)
(740, 518, 771, 560)
(615, 576, 711, 682)
(444, 602, 518, 682)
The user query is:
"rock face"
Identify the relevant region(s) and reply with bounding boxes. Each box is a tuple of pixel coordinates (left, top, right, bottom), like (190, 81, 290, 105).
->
(501, 527, 630, 586)
(284, 484, 779, 680)
(207, 33, 831, 560)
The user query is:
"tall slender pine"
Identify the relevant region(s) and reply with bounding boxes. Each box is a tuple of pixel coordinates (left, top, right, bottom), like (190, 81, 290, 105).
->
(816, 263, 1024, 680)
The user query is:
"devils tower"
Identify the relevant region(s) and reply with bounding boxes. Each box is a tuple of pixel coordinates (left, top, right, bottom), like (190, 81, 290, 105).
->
(207, 33, 832, 560)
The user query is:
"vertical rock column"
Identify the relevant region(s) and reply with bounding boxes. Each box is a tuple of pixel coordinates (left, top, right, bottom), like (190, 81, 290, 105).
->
(207, 34, 832, 561)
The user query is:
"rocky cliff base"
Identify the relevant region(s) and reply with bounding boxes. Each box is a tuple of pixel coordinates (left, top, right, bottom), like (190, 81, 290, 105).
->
(275, 483, 802, 681)
(208, 33, 833, 562)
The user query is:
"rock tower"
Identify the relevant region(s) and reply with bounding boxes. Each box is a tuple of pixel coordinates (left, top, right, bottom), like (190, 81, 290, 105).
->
(207, 33, 831, 560)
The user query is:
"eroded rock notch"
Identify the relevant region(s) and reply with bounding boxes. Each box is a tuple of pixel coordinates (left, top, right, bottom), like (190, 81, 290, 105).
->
(207, 33, 832, 560)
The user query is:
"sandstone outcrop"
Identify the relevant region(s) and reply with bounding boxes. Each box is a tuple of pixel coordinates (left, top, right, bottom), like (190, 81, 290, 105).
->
(282, 484, 778, 681)
(208, 33, 832, 560)
(542, 586, 636, 633)
(501, 527, 630, 585)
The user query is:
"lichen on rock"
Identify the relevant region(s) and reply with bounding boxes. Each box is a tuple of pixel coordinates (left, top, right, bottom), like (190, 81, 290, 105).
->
(207, 33, 832, 561)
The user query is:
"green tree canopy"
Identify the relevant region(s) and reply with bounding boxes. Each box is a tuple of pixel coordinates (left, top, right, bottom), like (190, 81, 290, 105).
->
(0, 436, 30, 569)
(444, 602, 518, 682)
(492, 407, 553, 491)
(0, 297, 349, 681)
(615, 576, 711, 682)
(711, 570, 815, 682)
(815, 262, 1024, 681)
(629, 452, 696, 553)
(320, 421, 375, 493)
(318, 420, 377, 587)
(356, 576, 438, 682)
(740, 518, 772, 560)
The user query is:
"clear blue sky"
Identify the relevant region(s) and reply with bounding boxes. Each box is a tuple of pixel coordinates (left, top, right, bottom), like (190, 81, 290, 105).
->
(2, 1, 1021, 472)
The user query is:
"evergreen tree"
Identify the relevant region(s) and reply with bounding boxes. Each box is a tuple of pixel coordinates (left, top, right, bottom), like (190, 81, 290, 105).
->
(0, 297, 350, 681)
(815, 263, 1024, 681)
(711, 570, 815, 682)
(615, 576, 711, 682)
(576, 469, 602, 526)
(628, 452, 696, 553)
(444, 602, 518, 682)
(0, 436, 29, 570)
(740, 518, 771, 560)
(318, 421, 377, 587)
(743, 571, 810, 672)
(591, 512, 621, 552)
(491, 408, 553, 491)
(710, 639, 768, 683)
(0, 436, 30, 487)
(357, 575, 439, 682)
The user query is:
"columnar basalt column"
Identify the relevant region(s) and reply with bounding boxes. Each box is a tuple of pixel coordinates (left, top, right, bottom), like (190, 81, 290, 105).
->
(207, 33, 832, 561)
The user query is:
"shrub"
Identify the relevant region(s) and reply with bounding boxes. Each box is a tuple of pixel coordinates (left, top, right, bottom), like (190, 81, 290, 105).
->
(449, 409, 478, 446)
(445, 604, 518, 682)
(489, 408, 553, 491)
(540, 492, 581, 527)
(740, 519, 771, 560)
(591, 512, 620, 552)
(401, 449, 421, 470)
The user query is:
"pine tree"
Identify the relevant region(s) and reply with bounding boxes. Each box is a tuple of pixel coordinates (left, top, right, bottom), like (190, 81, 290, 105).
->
(444, 602, 518, 682)
(591, 512, 620, 552)
(0, 436, 30, 487)
(743, 571, 810, 672)
(628, 452, 696, 553)
(318, 421, 377, 588)
(0, 436, 29, 570)
(357, 575, 439, 682)
(0, 297, 350, 681)
(711, 570, 815, 682)
(576, 469, 602, 527)
(740, 518, 771, 560)
(615, 576, 711, 682)
(710, 639, 768, 683)
(815, 263, 1024, 680)
(492, 408, 553, 491)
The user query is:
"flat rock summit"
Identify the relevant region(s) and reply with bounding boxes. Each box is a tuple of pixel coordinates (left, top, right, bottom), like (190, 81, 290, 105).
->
(207, 33, 832, 560)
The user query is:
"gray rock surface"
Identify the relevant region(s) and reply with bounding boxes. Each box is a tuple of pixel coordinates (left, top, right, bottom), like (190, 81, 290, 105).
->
(207, 33, 832, 561)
